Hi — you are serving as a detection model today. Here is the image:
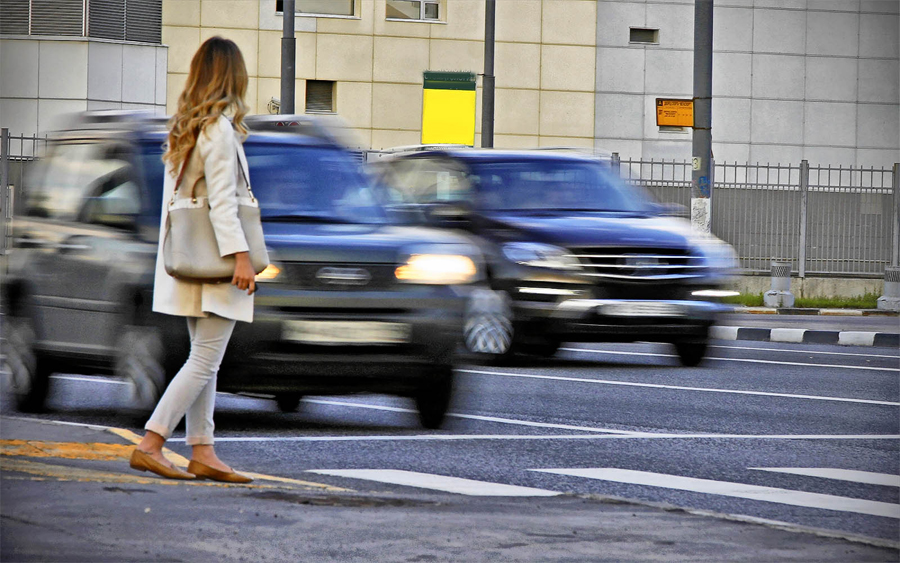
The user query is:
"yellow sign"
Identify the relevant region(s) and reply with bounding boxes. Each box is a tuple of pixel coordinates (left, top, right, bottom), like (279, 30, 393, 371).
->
(422, 72, 476, 146)
(656, 98, 694, 127)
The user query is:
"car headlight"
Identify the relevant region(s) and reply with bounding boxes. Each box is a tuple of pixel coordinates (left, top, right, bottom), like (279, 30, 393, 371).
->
(501, 242, 582, 271)
(395, 254, 479, 285)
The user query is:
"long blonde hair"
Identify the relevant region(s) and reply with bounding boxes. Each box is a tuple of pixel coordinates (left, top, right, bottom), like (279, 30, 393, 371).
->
(163, 36, 249, 173)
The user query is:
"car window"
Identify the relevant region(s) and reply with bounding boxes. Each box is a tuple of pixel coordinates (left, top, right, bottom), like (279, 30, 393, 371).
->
(467, 160, 651, 214)
(386, 157, 471, 204)
(245, 142, 387, 224)
(26, 141, 102, 220)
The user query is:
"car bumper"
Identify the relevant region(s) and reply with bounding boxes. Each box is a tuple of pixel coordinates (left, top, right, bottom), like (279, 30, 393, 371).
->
(219, 285, 472, 394)
(514, 298, 729, 341)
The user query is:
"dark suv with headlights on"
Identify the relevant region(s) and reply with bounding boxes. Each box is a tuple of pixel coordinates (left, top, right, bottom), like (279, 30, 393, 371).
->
(373, 148, 736, 366)
(2, 112, 483, 428)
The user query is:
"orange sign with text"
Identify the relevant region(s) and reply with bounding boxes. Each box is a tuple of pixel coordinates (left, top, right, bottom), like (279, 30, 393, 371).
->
(656, 98, 694, 127)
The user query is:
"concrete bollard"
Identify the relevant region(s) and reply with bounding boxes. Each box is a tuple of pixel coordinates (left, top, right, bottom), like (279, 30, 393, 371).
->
(763, 261, 795, 308)
(877, 266, 900, 312)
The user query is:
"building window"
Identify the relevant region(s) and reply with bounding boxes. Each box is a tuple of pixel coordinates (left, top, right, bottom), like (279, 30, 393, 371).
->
(386, 0, 440, 21)
(629, 28, 659, 45)
(305, 80, 335, 114)
(276, 0, 354, 17)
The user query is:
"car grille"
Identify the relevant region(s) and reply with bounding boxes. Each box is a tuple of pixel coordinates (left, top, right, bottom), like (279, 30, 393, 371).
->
(568, 247, 704, 281)
(280, 262, 397, 290)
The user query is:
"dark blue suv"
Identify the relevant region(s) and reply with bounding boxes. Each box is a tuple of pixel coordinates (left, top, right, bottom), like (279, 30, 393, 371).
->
(2, 112, 482, 428)
(375, 148, 736, 366)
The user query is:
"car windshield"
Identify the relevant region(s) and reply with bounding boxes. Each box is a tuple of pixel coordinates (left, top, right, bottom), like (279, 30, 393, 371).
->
(246, 143, 387, 224)
(467, 159, 650, 214)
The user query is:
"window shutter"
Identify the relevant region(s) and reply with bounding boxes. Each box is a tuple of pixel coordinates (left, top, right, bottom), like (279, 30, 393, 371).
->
(0, 0, 30, 34)
(89, 0, 126, 40)
(305, 81, 334, 113)
(125, 0, 162, 43)
(31, 0, 84, 36)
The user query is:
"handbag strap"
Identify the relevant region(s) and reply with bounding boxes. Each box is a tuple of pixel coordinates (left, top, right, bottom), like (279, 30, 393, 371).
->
(172, 143, 198, 203)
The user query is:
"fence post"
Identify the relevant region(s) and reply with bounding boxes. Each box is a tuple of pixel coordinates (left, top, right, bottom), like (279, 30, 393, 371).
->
(892, 163, 899, 268)
(1, 128, 9, 259)
(798, 159, 808, 277)
(611, 152, 620, 175)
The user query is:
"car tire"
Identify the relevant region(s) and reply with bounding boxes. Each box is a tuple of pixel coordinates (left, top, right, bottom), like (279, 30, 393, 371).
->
(674, 338, 708, 367)
(415, 365, 454, 430)
(464, 288, 516, 363)
(116, 326, 168, 413)
(3, 314, 52, 413)
(275, 393, 303, 413)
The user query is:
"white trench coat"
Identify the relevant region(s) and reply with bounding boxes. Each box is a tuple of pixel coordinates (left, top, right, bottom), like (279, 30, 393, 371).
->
(152, 115, 255, 323)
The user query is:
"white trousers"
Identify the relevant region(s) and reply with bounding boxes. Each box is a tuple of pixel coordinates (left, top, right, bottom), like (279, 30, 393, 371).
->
(145, 314, 236, 445)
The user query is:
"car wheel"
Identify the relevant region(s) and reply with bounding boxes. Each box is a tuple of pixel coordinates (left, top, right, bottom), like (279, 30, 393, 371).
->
(116, 326, 167, 413)
(464, 288, 515, 361)
(3, 315, 51, 412)
(674, 338, 708, 367)
(275, 393, 303, 413)
(415, 365, 454, 430)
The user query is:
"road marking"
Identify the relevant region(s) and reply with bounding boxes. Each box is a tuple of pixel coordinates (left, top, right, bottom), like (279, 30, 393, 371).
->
(751, 468, 900, 487)
(307, 469, 560, 497)
(0, 457, 293, 489)
(0, 440, 132, 461)
(302, 398, 641, 435)
(560, 347, 900, 372)
(459, 369, 900, 406)
(51, 374, 129, 385)
(531, 468, 900, 519)
(707, 344, 899, 359)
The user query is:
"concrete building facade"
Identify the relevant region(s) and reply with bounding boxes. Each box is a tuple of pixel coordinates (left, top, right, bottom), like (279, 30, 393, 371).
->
(156, 0, 898, 169)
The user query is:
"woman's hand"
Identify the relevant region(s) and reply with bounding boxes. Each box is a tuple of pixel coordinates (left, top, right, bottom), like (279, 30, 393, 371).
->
(231, 251, 256, 294)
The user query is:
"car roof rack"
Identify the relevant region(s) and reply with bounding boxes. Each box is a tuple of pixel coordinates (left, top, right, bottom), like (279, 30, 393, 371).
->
(244, 114, 363, 148)
(54, 110, 168, 134)
(533, 146, 614, 160)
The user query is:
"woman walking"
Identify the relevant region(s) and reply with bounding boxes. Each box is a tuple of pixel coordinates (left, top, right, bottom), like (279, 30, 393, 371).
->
(129, 36, 256, 483)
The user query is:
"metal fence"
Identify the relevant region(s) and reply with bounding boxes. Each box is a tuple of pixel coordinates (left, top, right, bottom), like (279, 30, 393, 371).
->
(613, 155, 899, 277)
(1, 129, 49, 257)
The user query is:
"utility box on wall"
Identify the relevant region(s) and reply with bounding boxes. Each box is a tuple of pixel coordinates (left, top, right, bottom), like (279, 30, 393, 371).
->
(421, 71, 476, 146)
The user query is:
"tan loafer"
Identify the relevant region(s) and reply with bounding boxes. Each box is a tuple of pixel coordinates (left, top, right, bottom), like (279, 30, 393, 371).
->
(187, 460, 253, 484)
(129, 449, 195, 480)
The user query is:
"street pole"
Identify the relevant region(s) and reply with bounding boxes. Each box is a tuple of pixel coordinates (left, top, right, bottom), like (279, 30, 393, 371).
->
(691, 0, 713, 232)
(481, 0, 495, 148)
(280, 0, 296, 114)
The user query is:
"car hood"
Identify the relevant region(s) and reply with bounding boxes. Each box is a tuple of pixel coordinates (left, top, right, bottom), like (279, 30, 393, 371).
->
(481, 212, 697, 250)
(262, 221, 476, 263)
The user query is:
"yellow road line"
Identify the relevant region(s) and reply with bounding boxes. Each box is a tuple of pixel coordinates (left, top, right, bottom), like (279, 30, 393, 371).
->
(1, 440, 133, 461)
(0, 457, 293, 489)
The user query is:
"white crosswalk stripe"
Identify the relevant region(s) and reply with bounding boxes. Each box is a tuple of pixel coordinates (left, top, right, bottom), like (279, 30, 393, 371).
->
(751, 468, 900, 487)
(307, 469, 561, 497)
(530, 468, 900, 519)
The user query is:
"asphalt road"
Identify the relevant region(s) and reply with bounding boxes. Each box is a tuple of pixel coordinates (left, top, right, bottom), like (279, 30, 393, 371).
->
(2, 336, 898, 561)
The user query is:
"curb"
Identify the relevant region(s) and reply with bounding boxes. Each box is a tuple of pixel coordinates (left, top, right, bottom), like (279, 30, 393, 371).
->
(711, 326, 900, 348)
(733, 307, 898, 317)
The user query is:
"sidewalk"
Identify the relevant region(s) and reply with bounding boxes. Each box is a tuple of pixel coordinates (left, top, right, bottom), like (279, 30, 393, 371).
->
(1, 416, 897, 562)
(716, 308, 899, 348)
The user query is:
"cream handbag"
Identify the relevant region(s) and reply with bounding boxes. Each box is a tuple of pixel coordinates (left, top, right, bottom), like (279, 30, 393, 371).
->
(163, 145, 269, 283)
